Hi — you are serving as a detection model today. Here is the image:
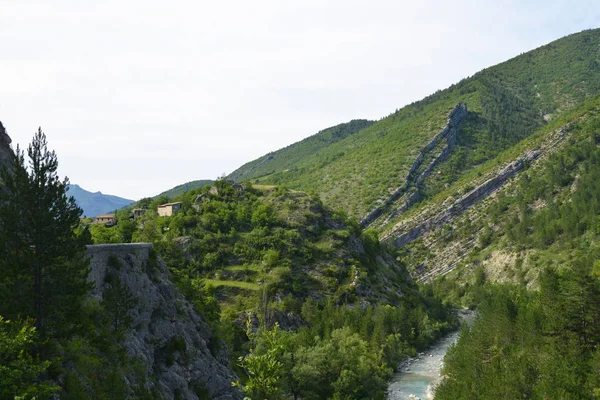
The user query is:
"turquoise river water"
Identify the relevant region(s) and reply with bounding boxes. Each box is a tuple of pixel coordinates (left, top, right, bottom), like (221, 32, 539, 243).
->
(386, 311, 474, 400)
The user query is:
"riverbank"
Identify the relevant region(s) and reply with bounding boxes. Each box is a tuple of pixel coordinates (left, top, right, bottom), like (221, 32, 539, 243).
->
(387, 309, 475, 400)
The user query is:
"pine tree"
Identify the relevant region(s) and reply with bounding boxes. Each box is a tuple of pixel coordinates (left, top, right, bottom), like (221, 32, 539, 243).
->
(0, 127, 92, 338)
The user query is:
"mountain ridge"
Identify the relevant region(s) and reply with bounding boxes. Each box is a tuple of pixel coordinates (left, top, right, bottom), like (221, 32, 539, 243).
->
(67, 184, 134, 217)
(226, 28, 600, 221)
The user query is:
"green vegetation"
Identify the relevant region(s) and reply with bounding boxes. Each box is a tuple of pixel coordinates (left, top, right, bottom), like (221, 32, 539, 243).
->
(98, 179, 455, 399)
(407, 94, 600, 398)
(5, 27, 600, 400)
(234, 297, 455, 400)
(229, 119, 374, 183)
(0, 129, 92, 336)
(0, 317, 58, 399)
(155, 179, 213, 198)
(435, 265, 600, 399)
(407, 95, 600, 285)
(116, 179, 417, 311)
(230, 28, 600, 220)
(0, 129, 156, 399)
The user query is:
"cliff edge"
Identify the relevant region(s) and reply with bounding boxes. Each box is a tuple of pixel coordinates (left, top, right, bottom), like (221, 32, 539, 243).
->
(0, 121, 13, 172)
(87, 243, 242, 400)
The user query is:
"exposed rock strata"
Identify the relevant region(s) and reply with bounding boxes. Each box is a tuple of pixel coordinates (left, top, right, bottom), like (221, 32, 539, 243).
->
(360, 103, 468, 228)
(385, 149, 541, 249)
(86, 243, 242, 400)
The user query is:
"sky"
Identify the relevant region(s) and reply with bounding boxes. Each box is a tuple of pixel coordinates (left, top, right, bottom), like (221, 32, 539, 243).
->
(1, 0, 599, 200)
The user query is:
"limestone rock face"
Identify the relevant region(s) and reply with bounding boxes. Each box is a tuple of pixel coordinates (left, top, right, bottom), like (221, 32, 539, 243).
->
(0, 121, 13, 172)
(86, 244, 242, 400)
(360, 103, 469, 228)
(389, 148, 541, 249)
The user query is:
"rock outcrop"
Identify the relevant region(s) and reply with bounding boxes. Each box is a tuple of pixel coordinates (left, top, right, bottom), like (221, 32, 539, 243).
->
(384, 149, 541, 249)
(86, 243, 242, 400)
(360, 103, 468, 228)
(0, 121, 13, 173)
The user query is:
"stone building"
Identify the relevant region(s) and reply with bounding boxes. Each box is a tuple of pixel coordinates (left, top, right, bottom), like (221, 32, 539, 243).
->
(95, 213, 116, 226)
(157, 202, 182, 217)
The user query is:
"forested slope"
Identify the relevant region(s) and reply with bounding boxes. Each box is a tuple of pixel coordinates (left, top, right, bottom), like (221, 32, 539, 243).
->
(90, 180, 457, 399)
(407, 94, 600, 399)
(396, 95, 600, 284)
(230, 28, 600, 221)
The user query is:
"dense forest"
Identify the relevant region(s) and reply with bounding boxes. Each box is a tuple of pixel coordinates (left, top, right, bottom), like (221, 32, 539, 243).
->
(91, 180, 457, 399)
(435, 266, 600, 399)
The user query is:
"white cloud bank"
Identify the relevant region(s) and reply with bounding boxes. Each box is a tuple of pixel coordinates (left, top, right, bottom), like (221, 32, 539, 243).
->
(1, 0, 598, 198)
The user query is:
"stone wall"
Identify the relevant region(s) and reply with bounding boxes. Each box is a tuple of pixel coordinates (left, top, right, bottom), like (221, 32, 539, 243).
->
(86, 243, 242, 400)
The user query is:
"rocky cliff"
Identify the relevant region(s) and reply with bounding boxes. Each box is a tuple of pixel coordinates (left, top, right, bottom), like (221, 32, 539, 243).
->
(0, 121, 13, 173)
(383, 123, 573, 281)
(360, 103, 468, 228)
(386, 149, 540, 249)
(86, 244, 242, 400)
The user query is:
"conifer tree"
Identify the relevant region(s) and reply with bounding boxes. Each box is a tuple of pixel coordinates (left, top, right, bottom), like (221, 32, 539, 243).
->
(0, 127, 92, 338)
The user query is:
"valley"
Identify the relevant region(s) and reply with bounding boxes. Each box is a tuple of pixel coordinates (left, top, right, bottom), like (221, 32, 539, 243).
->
(2, 27, 600, 400)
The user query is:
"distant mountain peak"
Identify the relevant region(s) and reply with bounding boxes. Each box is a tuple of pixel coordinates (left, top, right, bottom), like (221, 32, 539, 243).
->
(67, 184, 134, 217)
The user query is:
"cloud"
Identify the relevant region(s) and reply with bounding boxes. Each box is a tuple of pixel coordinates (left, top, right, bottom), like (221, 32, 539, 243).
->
(0, 0, 598, 198)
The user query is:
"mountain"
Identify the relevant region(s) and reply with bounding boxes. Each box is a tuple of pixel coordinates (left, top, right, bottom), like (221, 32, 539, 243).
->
(229, 28, 600, 222)
(68, 184, 134, 217)
(155, 179, 213, 199)
(229, 119, 374, 183)
(420, 95, 600, 399)
(5, 27, 600, 400)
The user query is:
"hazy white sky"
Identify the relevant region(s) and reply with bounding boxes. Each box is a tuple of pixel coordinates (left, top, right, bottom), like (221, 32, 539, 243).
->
(1, 0, 598, 199)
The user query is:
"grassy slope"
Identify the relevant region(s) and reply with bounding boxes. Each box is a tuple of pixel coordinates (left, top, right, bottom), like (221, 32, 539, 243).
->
(229, 28, 600, 220)
(155, 179, 213, 198)
(397, 94, 600, 287)
(229, 119, 374, 182)
(125, 181, 416, 314)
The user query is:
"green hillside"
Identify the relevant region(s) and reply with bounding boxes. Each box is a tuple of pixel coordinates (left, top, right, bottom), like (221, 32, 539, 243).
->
(106, 180, 426, 308)
(6, 26, 600, 400)
(155, 179, 213, 198)
(229, 119, 374, 182)
(230, 28, 600, 220)
(90, 180, 456, 398)
(416, 94, 600, 399)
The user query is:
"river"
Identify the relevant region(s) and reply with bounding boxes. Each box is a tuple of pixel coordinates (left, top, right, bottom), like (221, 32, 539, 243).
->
(386, 310, 475, 400)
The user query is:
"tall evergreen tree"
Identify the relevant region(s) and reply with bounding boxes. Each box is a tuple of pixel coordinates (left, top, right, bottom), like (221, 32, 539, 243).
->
(0, 128, 92, 338)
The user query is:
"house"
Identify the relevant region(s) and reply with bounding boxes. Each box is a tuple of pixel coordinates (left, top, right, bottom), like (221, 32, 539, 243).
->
(157, 202, 182, 217)
(95, 213, 116, 226)
(132, 208, 147, 220)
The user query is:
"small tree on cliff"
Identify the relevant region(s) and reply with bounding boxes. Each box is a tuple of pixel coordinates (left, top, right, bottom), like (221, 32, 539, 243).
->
(0, 127, 92, 338)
